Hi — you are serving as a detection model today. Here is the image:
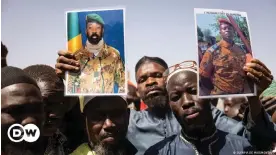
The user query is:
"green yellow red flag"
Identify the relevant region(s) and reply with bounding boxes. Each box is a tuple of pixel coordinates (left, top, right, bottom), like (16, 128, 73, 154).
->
(67, 12, 82, 53)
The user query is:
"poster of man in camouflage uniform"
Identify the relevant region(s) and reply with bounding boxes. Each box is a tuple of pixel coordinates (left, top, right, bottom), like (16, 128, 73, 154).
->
(65, 8, 126, 95)
(194, 8, 256, 98)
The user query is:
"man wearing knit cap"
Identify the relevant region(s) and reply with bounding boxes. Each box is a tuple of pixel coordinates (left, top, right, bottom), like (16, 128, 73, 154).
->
(199, 18, 253, 96)
(1, 66, 44, 155)
(57, 13, 125, 94)
(71, 96, 137, 155)
(145, 67, 255, 155)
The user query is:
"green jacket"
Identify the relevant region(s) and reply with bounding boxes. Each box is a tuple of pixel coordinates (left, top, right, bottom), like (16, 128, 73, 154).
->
(70, 143, 95, 155)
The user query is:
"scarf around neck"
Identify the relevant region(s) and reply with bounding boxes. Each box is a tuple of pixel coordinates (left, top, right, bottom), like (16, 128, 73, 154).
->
(85, 39, 104, 56)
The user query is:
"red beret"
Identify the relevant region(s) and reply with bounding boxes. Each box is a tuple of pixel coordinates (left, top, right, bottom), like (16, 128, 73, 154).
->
(218, 18, 232, 26)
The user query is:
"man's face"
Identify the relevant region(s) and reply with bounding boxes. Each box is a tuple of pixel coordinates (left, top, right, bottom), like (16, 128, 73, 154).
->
(85, 97, 129, 149)
(1, 83, 44, 149)
(223, 97, 246, 118)
(86, 22, 103, 45)
(167, 71, 211, 130)
(136, 62, 168, 110)
(198, 42, 209, 52)
(38, 81, 72, 136)
(127, 84, 140, 110)
(220, 23, 234, 41)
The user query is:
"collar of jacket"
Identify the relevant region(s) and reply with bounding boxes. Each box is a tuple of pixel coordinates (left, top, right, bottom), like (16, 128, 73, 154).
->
(181, 127, 218, 144)
(86, 43, 110, 60)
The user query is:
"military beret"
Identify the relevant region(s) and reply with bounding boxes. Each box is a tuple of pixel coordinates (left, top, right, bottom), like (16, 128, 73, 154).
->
(83, 96, 127, 112)
(218, 18, 232, 26)
(86, 13, 105, 25)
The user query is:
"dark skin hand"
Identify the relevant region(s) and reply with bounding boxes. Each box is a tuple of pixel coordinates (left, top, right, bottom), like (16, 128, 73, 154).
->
(55, 50, 80, 79)
(259, 95, 276, 116)
(243, 59, 274, 120)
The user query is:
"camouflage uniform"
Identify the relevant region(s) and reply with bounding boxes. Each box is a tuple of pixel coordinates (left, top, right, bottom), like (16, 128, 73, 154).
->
(67, 43, 125, 94)
(199, 40, 252, 95)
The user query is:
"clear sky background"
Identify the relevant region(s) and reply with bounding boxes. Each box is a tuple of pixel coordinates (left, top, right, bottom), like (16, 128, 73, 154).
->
(2, 0, 276, 84)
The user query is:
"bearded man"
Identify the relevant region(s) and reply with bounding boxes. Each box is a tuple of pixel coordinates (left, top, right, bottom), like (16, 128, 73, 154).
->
(63, 13, 125, 94)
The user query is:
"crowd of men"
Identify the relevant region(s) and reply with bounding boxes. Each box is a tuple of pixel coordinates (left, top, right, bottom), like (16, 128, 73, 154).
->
(1, 16, 276, 155)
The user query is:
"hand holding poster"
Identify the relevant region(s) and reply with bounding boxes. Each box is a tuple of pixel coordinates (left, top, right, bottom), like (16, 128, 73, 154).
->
(65, 8, 127, 96)
(194, 8, 256, 98)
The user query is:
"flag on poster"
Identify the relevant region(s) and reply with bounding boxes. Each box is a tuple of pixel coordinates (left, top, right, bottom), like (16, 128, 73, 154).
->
(67, 12, 83, 53)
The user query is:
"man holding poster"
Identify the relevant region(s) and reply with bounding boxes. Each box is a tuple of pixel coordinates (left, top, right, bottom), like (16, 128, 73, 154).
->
(63, 10, 126, 95)
(199, 17, 253, 96)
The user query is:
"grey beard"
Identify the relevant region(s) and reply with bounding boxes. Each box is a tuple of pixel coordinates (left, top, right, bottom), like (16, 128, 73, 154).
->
(93, 144, 124, 155)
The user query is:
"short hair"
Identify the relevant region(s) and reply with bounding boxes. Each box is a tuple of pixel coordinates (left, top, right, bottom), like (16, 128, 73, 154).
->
(135, 56, 168, 74)
(24, 64, 64, 91)
(1, 66, 39, 89)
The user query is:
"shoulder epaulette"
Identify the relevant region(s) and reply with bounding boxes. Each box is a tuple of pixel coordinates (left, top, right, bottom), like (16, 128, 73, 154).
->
(207, 43, 220, 53)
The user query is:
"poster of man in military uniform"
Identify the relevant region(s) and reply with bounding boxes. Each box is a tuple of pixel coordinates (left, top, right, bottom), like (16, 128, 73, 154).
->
(65, 8, 126, 96)
(194, 8, 256, 98)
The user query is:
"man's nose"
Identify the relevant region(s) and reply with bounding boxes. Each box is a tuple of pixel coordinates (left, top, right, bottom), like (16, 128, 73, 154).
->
(91, 27, 98, 33)
(224, 107, 229, 113)
(181, 93, 195, 108)
(103, 117, 115, 129)
(145, 77, 157, 87)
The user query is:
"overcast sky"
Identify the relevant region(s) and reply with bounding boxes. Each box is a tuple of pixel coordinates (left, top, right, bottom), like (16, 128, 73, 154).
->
(2, 0, 276, 83)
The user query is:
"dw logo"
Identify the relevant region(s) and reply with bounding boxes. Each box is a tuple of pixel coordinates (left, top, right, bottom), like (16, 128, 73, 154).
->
(7, 124, 40, 143)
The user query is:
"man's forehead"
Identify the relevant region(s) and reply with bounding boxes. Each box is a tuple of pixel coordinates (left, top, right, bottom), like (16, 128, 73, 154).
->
(220, 23, 233, 28)
(137, 62, 165, 74)
(87, 22, 101, 27)
(167, 71, 196, 90)
(2, 83, 41, 97)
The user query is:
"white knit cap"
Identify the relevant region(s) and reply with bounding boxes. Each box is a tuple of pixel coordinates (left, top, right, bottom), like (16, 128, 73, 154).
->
(166, 68, 197, 83)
